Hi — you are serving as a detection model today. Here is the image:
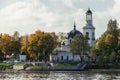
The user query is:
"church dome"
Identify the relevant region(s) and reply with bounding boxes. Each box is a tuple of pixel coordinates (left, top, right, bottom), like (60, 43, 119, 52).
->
(68, 23, 82, 39)
(86, 8, 92, 14)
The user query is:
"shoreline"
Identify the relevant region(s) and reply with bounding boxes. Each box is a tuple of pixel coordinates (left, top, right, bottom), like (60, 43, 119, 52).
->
(1, 69, 120, 73)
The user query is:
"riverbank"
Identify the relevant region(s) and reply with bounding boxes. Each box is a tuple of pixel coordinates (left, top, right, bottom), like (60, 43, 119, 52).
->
(2, 69, 120, 73)
(3, 62, 120, 72)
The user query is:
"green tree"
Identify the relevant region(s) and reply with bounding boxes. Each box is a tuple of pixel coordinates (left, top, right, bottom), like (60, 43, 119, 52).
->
(41, 33, 57, 61)
(110, 51, 116, 62)
(70, 34, 89, 62)
(10, 31, 21, 59)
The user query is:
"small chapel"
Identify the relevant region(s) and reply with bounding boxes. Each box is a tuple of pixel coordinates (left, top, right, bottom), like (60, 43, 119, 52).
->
(52, 8, 95, 62)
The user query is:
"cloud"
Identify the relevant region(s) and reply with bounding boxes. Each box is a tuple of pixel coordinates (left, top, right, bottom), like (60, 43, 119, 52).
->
(0, 0, 80, 35)
(0, 0, 118, 39)
(92, 0, 120, 37)
(62, 0, 75, 8)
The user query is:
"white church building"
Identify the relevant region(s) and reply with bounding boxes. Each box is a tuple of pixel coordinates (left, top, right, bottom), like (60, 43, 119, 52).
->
(52, 9, 95, 62)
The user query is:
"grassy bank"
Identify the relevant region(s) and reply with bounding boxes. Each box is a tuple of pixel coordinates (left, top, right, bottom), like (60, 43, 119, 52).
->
(15, 63, 26, 66)
(87, 63, 120, 69)
(26, 66, 48, 70)
(29, 66, 48, 69)
(54, 62, 78, 67)
(0, 63, 13, 70)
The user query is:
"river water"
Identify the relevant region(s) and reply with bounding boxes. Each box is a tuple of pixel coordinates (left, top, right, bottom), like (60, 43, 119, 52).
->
(0, 71, 120, 80)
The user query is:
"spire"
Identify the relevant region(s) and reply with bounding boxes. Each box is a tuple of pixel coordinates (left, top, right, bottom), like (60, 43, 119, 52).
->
(74, 21, 76, 30)
(88, 7, 90, 10)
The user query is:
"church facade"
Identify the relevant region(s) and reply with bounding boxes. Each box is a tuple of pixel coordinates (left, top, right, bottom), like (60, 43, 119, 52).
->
(51, 9, 95, 62)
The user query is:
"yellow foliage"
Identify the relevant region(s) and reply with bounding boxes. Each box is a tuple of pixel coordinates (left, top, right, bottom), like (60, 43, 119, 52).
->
(2, 33, 11, 41)
(118, 37, 120, 40)
(105, 34, 113, 43)
(118, 36, 120, 44)
(29, 53, 36, 60)
(97, 38, 104, 44)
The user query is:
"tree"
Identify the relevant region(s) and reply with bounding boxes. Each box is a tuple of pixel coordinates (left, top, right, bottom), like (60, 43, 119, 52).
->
(11, 31, 21, 53)
(0, 33, 11, 55)
(10, 31, 21, 59)
(41, 33, 56, 62)
(29, 30, 58, 61)
(70, 34, 89, 62)
(0, 49, 4, 61)
(90, 19, 120, 63)
(30, 30, 42, 60)
(0, 32, 21, 59)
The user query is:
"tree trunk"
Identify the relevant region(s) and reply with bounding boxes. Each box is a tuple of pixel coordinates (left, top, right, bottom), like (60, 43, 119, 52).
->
(73, 54, 74, 62)
(49, 54, 52, 62)
(79, 55, 82, 62)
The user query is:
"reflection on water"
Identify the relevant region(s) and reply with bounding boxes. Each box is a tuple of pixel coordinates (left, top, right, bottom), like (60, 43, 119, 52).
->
(0, 71, 120, 80)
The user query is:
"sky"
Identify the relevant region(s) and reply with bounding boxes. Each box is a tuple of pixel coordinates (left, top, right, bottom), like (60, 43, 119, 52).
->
(0, 0, 119, 38)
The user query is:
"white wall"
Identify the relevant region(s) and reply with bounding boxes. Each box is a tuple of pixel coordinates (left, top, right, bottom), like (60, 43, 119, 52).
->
(52, 51, 81, 62)
(19, 55, 26, 62)
(83, 28, 95, 47)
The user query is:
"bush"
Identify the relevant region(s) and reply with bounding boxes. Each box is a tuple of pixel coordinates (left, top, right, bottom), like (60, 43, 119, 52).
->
(87, 63, 120, 69)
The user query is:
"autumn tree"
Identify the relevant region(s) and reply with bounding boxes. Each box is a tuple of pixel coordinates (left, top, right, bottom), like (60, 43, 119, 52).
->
(90, 19, 120, 63)
(21, 35, 29, 52)
(20, 35, 30, 60)
(0, 32, 21, 59)
(29, 30, 58, 61)
(0, 33, 11, 55)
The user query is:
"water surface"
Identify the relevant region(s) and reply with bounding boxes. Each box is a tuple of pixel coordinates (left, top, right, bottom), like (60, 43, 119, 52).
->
(0, 71, 120, 80)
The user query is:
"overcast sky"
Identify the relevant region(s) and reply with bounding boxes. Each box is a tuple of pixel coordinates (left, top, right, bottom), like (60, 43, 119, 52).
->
(0, 0, 119, 38)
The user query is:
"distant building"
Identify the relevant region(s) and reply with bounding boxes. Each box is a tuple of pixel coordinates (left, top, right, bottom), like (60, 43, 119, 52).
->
(52, 8, 95, 62)
(19, 52, 26, 62)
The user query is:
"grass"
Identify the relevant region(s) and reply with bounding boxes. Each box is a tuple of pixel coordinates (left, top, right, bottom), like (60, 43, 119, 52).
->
(0, 63, 13, 67)
(15, 63, 26, 66)
(54, 62, 78, 67)
(29, 66, 48, 69)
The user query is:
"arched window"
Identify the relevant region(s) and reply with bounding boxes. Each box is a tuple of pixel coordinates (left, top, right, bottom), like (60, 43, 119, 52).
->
(86, 32, 89, 36)
(92, 32, 95, 40)
(61, 56, 63, 61)
(92, 32, 94, 37)
(86, 32, 89, 40)
(62, 42, 65, 45)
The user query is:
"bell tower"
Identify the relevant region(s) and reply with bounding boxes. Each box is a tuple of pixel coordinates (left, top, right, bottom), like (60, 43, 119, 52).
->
(83, 8, 95, 47)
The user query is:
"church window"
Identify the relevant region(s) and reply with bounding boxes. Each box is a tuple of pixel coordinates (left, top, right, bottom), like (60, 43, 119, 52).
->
(62, 42, 65, 45)
(86, 32, 89, 36)
(92, 32, 95, 40)
(61, 56, 63, 61)
(92, 32, 94, 36)
(86, 32, 89, 40)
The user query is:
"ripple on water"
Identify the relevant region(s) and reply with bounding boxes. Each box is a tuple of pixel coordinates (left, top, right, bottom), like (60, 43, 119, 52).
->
(0, 71, 120, 80)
